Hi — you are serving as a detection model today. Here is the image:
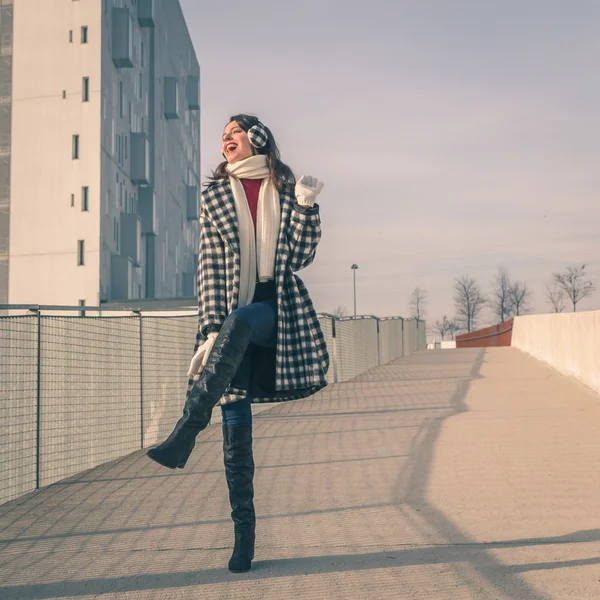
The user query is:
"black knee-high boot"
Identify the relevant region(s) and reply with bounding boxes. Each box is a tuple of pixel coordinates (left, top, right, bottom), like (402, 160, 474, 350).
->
(146, 316, 252, 470)
(223, 424, 255, 573)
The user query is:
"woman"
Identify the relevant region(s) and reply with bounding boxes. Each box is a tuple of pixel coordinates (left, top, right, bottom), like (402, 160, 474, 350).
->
(147, 114, 328, 573)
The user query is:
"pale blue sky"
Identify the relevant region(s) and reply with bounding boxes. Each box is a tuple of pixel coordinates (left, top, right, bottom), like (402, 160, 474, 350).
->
(179, 0, 599, 325)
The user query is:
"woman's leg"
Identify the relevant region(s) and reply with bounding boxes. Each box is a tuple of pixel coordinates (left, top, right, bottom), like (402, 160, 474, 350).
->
(221, 400, 255, 573)
(229, 298, 277, 349)
(221, 398, 253, 427)
(146, 315, 253, 469)
(219, 300, 276, 572)
(146, 299, 276, 470)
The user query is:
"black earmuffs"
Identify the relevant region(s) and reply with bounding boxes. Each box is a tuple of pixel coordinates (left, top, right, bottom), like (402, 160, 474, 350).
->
(222, 121, 269, 159)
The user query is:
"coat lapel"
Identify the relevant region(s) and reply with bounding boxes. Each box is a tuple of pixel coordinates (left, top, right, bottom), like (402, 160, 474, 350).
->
(203, 180, 240, 255)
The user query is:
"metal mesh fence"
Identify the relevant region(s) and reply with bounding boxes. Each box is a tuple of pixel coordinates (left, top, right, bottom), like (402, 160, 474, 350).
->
(1, 307, 425, 505)
(39, 316, 141, 488)
(141, 316, 196, 447)
(379, 317, 404, 364)
(335, 317, 379, 382)
(0, 315, 37, 505)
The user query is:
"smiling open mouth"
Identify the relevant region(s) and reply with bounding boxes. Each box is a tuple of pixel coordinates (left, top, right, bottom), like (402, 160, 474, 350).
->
(226, 143, 238, 154)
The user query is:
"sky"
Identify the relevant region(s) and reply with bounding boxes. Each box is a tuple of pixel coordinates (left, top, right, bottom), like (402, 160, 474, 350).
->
(179, 0, 599, 330)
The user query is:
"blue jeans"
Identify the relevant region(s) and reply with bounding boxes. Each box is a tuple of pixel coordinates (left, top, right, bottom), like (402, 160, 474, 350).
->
(220, 298, 277, 427)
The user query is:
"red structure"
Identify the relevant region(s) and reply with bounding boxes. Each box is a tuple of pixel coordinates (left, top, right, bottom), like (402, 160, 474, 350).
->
(456, 319, 514, 348)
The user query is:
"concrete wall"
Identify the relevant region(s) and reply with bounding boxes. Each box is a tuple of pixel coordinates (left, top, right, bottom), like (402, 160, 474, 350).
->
(512, 311, 600, 395)
(7, 0, 199, 307)
(9, 0, 103, 305)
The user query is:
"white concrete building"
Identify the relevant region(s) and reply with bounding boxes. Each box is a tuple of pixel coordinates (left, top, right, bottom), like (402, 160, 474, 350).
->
(2, 0, 200, 307)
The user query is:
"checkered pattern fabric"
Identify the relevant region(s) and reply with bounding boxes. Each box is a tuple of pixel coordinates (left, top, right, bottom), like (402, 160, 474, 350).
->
(247, 123, 269, 149)
(190, 179, 329, 404)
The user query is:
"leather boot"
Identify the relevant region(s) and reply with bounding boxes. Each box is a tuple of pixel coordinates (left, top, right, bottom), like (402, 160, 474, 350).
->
(223, 424, 255, 573)
(146, 316, 252, 469)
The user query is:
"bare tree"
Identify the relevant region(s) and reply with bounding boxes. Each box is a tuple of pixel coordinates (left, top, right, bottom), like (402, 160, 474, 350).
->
(454, 274, 486, 333)
(509, 281, 531, 316)
(331, 305, 348, 318)
(409, 287, 428, 320)
(433, 315, 451, 340)
(544, 282, 565, 313)
(433, 315, 458, 340)
(490, 268, 513, 322)
(447, 319, 459, 340)
(552, 264, 596, 312)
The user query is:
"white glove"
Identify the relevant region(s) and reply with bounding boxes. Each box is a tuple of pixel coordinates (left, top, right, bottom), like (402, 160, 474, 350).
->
(295, 175, 324, 207)
(187, 332, 218, 377)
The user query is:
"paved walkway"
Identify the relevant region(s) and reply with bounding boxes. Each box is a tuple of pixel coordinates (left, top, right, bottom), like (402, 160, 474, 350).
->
(1, 348, 599, 599)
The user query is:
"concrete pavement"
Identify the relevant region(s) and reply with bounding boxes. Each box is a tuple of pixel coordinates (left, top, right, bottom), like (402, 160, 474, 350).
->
(1, 348, 599, 599)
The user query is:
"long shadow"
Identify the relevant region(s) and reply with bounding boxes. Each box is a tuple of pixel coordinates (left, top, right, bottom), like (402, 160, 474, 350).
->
(1, 349, 592, 597)
(257, 405, 451, 419)
(398, 349, 553, 599)
(0, 502, 393, 545)
(49, 452, 412, 484)
(2, 531, 600, 599)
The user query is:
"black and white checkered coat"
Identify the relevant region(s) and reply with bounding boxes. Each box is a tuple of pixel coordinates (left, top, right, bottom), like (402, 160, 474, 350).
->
(191, 178, 329, 405)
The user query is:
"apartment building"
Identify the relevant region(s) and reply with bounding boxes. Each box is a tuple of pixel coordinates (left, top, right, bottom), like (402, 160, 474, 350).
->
(2, 0, 200, 307)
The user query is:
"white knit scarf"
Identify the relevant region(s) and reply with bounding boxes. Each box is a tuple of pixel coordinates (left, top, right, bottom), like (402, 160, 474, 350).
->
(226, 155, 280, 308)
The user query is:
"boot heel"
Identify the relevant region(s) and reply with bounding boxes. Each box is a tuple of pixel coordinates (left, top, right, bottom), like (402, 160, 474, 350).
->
(223, 424, 256, 573)
(228, 530, 255, 572)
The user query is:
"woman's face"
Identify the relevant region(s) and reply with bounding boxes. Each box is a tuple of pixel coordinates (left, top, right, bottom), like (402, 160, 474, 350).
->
(222, 121, 254, 164)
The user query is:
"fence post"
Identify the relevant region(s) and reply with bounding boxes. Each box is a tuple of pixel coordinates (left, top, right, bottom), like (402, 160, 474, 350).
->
(401, 318, 405, 357)
(136, 311, 144, 450)
(331, 317, 338, 384)
(376, 318, 381, 366)
(30, 307, 41, 490)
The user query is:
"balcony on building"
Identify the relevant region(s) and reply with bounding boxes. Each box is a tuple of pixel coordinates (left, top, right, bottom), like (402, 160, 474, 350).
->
(164, 77, 179, 119)
(186, 75, 200, 110)
(186, 185, 198, 220)
(112, 8, 134, 68)
(182, 271, 195, 297)
(137, 0, 155, 27)
(130, 133, 150, 185)
(139, 185, 157, 236)
(120, 213, 142, 267)
(110, 253, 133, 300)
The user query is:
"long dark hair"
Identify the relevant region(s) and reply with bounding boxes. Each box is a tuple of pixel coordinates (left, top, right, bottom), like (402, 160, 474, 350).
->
(206, 114, 295, 192)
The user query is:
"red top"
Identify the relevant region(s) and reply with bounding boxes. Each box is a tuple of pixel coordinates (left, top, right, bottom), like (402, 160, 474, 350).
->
(241, 179, 262, 231)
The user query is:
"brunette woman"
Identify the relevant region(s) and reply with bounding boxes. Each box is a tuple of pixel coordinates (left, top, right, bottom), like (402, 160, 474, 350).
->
(147, 114, 328, 573)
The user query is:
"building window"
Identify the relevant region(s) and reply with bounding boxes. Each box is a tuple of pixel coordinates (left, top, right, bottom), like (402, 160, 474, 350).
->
(78, 299, 86, 317)
(77, 240, 85, 266)
(81, 26, 88, 44)
(82, 77, 89, 102)
(71, 193, 75, 207)
(82, 186, 89, 211)
(72, 134, 79, 159)
(139, 72, 142, 99)
(119, 81, 124, 118)
(69, 30, 73, 43)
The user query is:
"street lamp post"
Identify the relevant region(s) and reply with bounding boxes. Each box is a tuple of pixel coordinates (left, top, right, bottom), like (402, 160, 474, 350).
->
(351, 264, 359, 317)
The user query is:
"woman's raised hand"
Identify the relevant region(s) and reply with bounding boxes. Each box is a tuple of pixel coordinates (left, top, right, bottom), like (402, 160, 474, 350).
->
(187, 332, 218, 377)
(295, 175, 324, 207)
